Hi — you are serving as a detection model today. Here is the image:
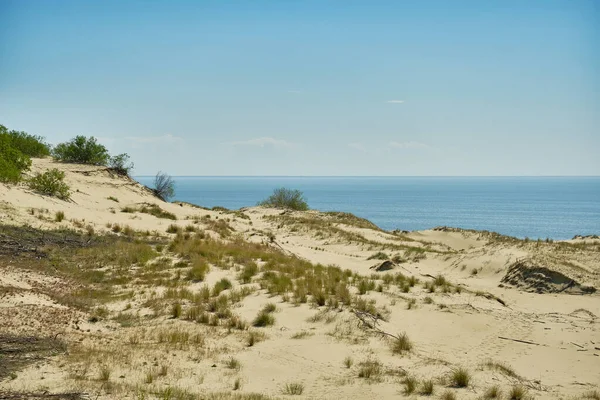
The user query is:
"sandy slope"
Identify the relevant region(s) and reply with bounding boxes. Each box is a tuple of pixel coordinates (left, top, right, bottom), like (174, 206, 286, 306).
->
(0, 158, 599, 399)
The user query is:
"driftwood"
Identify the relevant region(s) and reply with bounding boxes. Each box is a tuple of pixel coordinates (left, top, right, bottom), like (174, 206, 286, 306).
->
(498, 336, 540, 346)
(350, 309, 400, 341)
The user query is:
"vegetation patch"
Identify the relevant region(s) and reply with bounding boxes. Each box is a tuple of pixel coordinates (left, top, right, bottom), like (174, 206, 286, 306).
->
(27, 169, 71, 200)
(259, 187, 309, 211)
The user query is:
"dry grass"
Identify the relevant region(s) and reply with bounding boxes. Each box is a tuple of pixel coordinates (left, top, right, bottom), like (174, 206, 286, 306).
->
(439, 391, 457, 400)
(419, 379, 434, 395)
(402, 376, 418, 395)
(482, 359, 520, 379)
(508, 385, 529, 400)
(357, 359, 383, 380)
(282, 382, 304, 395)
(391, 332, 413, 355)
(450, 367, 470, 388)
(483, 385, 501, 399)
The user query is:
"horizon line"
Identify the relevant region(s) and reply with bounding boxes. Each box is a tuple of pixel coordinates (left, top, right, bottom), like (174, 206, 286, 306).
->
(133, 175, 600, 178)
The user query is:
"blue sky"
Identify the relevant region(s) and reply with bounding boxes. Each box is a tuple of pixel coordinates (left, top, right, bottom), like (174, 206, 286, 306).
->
(1, 0, 598, 176)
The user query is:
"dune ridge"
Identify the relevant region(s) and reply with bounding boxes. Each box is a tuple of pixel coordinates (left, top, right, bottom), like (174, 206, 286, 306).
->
(1, 158, 599, 399)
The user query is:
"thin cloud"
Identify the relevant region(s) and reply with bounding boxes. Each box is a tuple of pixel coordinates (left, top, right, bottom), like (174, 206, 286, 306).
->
(389, 141, 430, 149)
(348, 142, 367, 152)
(386, 100, 405, 104)
(125, 134, 183, 144)
(227, 137, 296, 148)
(287, 90, 303, 94)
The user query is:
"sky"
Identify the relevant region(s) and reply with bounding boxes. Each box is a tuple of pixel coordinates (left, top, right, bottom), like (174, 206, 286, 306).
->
(1, 0, 598, 176)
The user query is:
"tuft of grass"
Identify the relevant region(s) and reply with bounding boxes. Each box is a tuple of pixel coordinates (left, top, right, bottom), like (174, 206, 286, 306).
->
(439, 391, 457, 400)
(419, 379, 434, 395)
(291, 331, 313, 339)
(246, 330, 266, 347)
(406, 298, 417, 310)
(55, 211, 65, 222)
(582, 390, 600, 400)
(483, 385, 501, 399)
(508, 385, 528, 400)
(213, 278, 233, 296)
(144, 371, 153, 384)
(343, 356, 353, 368)
(282, 382, 304, 395)
(402, 376, 418, 395)
(357, 359, 382, 380)
(367, 251, 389, 260)
(252, 311, 275, 327)
(186, 258, 209, 281)
(450, 367, 470, 388)
(166, 224, 181, 233)
(482, 360, 519, 379)
(226, 357, 241, 371)
(423, 296, 434, 304)
(107, 196, 119, 202)
(171, 302, 182, 318)
(262, 303, 277, 314)
(98, 365, 111, 381)
(233, 378, 242, 391)
(391, 332, 413, 355)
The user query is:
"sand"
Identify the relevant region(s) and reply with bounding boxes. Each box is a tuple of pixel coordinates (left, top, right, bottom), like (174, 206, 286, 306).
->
(0, 158, 598, 399)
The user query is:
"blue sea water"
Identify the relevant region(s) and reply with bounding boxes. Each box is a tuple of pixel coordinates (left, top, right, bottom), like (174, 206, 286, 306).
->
(134, 176, 600, 240)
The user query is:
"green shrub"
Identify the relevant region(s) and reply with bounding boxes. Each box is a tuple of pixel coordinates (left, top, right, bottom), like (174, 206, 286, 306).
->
(27, 169, 70, 200)
(0, 133, 31, 183)
(53, 136, 109, 165)
(258, 188, 309, 211)
(0, 125, 51, 157)
(108, 153, 134, 176)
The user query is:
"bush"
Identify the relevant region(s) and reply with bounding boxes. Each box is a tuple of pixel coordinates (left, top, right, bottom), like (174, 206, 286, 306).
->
(27, 169, 70, 200)
(258, 188, 309, 211)
(53, 136, 109, 165)
(153, 171, 175, 201)
(0, 133, 31, 183)
(108, 153, 134, 176)
(0, 124, 51, 157)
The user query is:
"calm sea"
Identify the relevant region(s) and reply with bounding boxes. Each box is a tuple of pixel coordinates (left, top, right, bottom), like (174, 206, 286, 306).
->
(134, 176, 600, 240)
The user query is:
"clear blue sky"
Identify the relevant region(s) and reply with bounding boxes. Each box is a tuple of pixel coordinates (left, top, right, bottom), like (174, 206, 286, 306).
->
(1, 0, 598, 176)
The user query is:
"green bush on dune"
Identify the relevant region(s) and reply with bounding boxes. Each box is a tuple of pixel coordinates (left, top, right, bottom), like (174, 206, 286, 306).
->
(258, 188, 309, 211)
(53, 135, 110, 165)
(0, 124, 41, 183)
(27, 168, 71, 200)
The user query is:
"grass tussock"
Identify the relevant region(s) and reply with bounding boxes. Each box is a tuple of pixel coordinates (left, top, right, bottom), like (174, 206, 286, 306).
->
(282, 382, 304, 395)
(439, 391, 457, 400)
(450, 367, 470, 388)
(357, 359, 383, 380)
(419, 379, 434, 395)
(508, 385, 529, 400)
(402, 376, 418, 395)
(483, 385, 501, 399)
(391, 332, 412, 355)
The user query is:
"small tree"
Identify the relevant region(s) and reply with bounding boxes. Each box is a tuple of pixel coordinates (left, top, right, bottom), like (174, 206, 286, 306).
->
(53, 136, 109, 165)
(27, 169, 70, 200)
(108, 153, 134, 176)
(0, 133, 31, 183)
(153, 171, 175, 201)
(259, 188, 309, 211)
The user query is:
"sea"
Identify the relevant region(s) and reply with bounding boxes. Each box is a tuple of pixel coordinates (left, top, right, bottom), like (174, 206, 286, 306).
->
(134, 176, 600, 240)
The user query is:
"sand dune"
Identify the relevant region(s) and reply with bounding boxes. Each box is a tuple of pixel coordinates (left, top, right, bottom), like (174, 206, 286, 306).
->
(1, 158, 598, 399)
